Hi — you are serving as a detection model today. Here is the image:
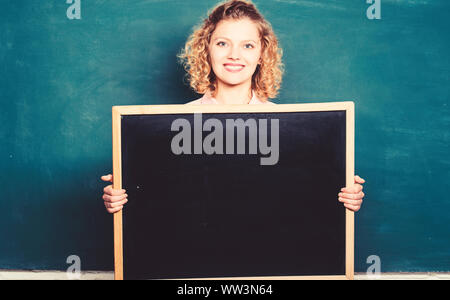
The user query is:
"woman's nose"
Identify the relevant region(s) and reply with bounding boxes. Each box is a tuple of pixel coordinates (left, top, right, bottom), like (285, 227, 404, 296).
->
(228, 45, 241, 60)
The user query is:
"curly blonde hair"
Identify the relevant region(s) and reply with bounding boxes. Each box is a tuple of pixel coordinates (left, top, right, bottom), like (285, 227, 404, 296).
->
(178, 0, 284, 101)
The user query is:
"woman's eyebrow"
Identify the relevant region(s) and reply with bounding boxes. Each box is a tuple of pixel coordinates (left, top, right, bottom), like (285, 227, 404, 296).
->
(212, 37, 258, 43)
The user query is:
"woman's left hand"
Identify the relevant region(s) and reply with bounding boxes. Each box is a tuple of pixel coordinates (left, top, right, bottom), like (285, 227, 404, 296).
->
(338, 175, 365, 212)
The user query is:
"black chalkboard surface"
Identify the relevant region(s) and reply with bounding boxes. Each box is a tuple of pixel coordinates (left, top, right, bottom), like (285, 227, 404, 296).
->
(112, 103, 355, 280)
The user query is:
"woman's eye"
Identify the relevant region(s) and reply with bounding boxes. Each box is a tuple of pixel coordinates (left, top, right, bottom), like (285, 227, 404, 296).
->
(217, 41, 227, 47)
(244, 44, 254, 49)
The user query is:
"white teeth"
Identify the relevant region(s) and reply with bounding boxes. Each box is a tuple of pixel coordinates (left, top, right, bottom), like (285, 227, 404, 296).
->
(225, 65, 244, 70)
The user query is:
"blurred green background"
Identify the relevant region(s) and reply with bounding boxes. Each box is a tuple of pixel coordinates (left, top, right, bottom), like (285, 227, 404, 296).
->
(0, 0, 449, 272)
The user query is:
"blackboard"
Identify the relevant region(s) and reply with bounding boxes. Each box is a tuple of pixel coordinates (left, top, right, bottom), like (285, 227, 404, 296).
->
(112, 102, 355, 280)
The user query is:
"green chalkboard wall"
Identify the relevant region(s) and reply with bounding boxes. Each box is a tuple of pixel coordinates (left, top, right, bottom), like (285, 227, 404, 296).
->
(1, 0, 449, 272)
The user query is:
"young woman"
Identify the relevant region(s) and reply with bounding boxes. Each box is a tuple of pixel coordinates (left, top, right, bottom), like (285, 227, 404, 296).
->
(101, 0, 365, 213)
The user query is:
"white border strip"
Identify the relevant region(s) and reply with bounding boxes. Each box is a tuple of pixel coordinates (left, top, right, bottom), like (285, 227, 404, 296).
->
(0, 270, 114, 280)
(0, 271, 449, 280)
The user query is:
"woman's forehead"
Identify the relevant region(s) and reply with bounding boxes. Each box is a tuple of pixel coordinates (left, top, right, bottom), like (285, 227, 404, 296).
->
(211, 18, 261, 42)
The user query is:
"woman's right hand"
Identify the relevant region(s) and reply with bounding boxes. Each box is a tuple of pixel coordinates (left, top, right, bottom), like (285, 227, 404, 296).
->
(101, 174, 128, 214)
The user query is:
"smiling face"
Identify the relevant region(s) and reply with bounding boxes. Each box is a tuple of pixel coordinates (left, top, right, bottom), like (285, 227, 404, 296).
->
(208, 18, 262, 90)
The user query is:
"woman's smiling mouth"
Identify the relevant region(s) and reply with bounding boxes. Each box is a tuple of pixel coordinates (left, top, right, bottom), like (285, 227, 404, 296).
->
(223, 63, 245, 72)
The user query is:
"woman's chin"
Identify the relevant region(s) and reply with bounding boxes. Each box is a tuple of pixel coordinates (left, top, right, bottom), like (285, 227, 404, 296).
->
(217, 77, 251, 87)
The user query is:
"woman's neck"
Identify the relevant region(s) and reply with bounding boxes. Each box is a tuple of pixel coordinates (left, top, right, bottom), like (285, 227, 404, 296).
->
(213, 82, 253, 105)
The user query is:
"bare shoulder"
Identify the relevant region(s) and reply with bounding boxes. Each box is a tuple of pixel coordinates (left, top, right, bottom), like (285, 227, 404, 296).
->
(184, 99, 277, 105)
(260, 100, 277, 105)
(185, 99, 202, 105)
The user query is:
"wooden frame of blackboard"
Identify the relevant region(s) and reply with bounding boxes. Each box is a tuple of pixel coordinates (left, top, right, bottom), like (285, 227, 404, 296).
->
(112, 101, 355, 280)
